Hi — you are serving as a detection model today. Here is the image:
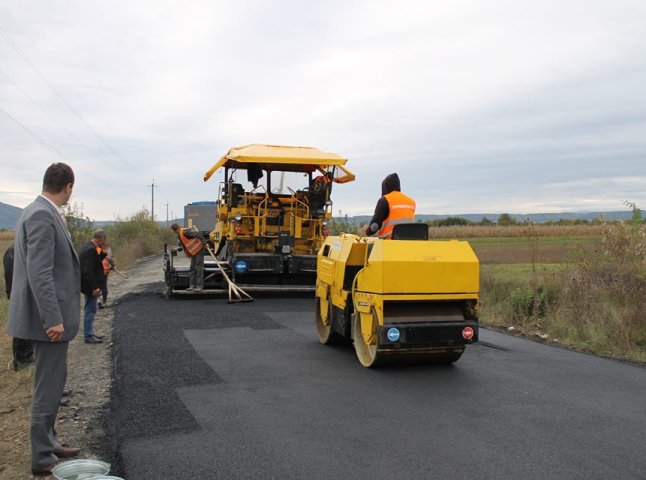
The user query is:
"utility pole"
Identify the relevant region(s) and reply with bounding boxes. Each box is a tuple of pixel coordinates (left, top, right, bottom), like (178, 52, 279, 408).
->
(165, 201, 169, 226)
(148, 179, 158, 221)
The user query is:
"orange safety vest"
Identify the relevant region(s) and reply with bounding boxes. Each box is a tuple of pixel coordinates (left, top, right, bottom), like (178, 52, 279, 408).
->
(179, 228, 204, 256)
(102, 257, 111, 274)
(96, 246, 112, 274)
(377, 191, 416, 239)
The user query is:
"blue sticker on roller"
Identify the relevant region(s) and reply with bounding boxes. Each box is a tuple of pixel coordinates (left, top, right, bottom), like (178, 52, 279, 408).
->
(234, 260, 248, 273)
(387, 328, 400, 342)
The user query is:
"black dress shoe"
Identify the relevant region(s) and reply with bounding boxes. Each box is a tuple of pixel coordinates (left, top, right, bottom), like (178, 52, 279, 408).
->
(54, 446, 81, 458)
(32, 462, 57, 475)
(84, 336, 103, 344)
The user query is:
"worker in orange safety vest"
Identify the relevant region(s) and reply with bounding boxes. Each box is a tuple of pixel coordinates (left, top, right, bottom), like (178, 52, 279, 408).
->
(362, 173, 416, 239)
(171, 223, 206, 291)
(96, 240, 115, 308)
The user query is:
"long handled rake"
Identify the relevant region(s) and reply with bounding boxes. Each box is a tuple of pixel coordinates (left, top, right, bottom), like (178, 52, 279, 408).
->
(111, 267, 128, 279)
(204, 245, 253, 303)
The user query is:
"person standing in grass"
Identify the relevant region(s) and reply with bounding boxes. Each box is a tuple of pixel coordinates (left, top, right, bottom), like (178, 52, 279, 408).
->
(6, 162, 82, 475)
(171, 223, 206, 291)
(4, 243, 35, 371)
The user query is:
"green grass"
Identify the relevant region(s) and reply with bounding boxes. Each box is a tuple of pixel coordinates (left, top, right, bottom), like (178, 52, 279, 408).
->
(468, 235, 600, 264)
(481, 263, 565, 282)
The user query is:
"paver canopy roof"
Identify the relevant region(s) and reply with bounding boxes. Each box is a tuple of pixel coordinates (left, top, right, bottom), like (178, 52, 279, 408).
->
(204, 144, 354, 183)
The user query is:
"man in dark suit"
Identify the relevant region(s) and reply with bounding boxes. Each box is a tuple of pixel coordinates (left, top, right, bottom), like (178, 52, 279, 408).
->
(6, 163, 82, 475)
(3, 243, 35, 370)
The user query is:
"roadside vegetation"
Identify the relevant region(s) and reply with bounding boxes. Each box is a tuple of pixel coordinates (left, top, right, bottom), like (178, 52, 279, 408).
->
(0, 231, 33, 478)
(60, 205, 176, 268)
(454, 206, 644, 363)
(329, 211, 358, 235)
(103, 209, 176, 267)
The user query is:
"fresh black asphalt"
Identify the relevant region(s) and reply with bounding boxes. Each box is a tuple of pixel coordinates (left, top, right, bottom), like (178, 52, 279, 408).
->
(107, 285, 646, 479)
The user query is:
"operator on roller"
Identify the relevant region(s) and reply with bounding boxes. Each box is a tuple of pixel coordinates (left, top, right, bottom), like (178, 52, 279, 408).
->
(171, 223, 206, 291)
(362, 173, 416, 239)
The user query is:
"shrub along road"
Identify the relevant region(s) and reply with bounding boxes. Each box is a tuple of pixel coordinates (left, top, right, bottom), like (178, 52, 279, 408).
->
(108, 286, 646, 479)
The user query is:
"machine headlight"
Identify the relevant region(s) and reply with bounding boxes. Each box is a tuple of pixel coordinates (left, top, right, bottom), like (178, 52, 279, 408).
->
(234, 213, 242, 222)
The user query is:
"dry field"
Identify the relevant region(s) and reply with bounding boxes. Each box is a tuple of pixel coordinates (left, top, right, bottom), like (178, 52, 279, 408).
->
(0, 234, 35, 478)
(430, 224, 601, 264)
(468, 223, 646, 363)
(428, 223, 605, 239)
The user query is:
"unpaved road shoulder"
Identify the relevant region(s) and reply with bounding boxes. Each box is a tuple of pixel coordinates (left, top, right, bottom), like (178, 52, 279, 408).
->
(55, 254, 164, 470)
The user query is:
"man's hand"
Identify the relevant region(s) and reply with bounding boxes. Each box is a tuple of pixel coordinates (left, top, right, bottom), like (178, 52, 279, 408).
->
(360, 224, 369, 236)
(46, 324, 64, 342)
(92, 288, 101, 297)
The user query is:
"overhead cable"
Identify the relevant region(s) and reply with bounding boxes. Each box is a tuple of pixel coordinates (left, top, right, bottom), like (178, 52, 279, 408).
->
(0, 67, 117, 167)
(0, 24, 131, 168)
(0, 107, 113, 185)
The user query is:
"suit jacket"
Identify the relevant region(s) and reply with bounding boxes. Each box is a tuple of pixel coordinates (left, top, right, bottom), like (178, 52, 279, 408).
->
(6, 196, 81, 342)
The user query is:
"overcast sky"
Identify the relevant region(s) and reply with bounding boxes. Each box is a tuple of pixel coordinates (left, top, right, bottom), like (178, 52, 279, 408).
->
(1, 0, 645, 221)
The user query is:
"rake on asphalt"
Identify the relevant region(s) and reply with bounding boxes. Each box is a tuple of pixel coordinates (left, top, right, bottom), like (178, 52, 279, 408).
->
(204, 244, 253, 303)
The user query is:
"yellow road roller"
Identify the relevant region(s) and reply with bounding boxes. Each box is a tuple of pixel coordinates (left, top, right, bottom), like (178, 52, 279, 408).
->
(315, 223, 479, 367)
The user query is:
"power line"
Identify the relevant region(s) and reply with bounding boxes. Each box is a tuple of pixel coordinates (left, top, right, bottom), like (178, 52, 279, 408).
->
(0, 108, 123, 192)
(0, 107, 113, 186)
(0, 24, 131, 168)
(0, 67, 116, 167)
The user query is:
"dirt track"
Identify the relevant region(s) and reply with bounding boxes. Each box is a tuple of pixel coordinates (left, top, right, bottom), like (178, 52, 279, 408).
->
(54, 254, 165, 473)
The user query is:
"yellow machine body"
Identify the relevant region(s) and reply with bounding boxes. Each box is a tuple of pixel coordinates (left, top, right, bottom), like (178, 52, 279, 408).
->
(204, 144, 355, 288)
(315, 233, 480, 367)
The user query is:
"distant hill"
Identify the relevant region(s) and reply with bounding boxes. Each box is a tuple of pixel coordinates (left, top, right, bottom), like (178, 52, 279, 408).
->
(348, 210, 643, 225)
(0, 202, 22, 230)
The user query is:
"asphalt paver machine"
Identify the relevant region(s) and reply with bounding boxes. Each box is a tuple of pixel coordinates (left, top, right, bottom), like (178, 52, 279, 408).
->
(164, 144, 355, 296)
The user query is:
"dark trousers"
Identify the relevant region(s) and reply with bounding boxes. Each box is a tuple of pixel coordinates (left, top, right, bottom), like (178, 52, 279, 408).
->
(98, 273, 109, 303)
(12, 337, 34, 370)
(190, 248, 205, 288)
